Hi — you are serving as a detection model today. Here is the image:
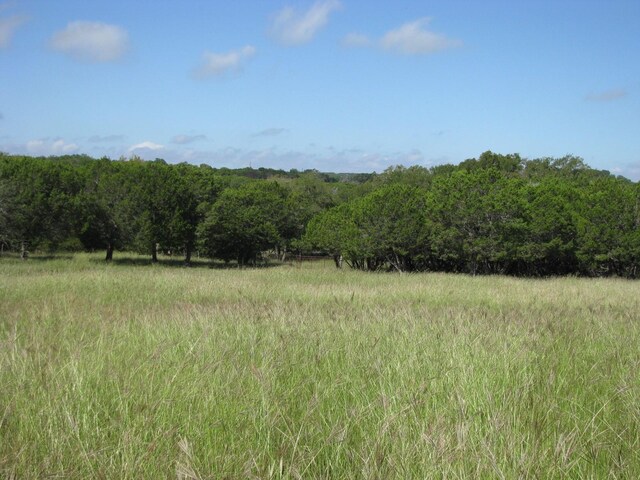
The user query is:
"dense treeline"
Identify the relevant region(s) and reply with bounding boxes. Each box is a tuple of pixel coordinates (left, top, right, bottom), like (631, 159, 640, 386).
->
(1, 151, 638, 277)
(305, 153, 640, 277)
(0, 153, 357, 264)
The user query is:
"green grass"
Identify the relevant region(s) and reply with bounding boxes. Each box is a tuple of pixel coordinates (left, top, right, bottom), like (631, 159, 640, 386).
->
(1, 252, 639, 478)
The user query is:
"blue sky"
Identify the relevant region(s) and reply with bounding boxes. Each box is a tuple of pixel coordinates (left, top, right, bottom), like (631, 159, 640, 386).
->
(1, 0, 639, 178)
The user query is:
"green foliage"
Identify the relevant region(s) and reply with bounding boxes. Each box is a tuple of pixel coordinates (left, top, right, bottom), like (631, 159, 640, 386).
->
(0, 152, 637, 277)
(0, 178, 19, 249)
(75, 159, 136, 255)
(305, 185, 429, 271)
(198, 181, 290, 264)
(0, 155, 84, 251)
(307, 161, 639, 277)
(112, 160, 198, 262)
(373, 165, 433, 188)
(459, 150, 524, 174)
(351, 185, 429, 271)
(575, 177, 640, 276)
(518, 177, 580, 275)
(426, 168, 529, 274)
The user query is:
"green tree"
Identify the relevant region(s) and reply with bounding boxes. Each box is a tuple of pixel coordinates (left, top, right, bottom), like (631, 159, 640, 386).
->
(198, 181, 290, 265)
(576, 177, 640, 276)
(426, 168, 527, 274)
(351, 184, 428, 271)
(305, 185, 429, 271)
(127, 160, 198, 263)
(74, 158, 137, 260)
(0, 178, 19, 254)
(0, 155, 84, 255)
(303, 203, 358, 268)
(460, 151, 524, 174)
(518, 178, 580, 275)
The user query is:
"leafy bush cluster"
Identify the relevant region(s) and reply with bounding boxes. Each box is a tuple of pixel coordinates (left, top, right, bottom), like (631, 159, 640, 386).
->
(305, 168, 639, 276)
(0, 154, 351, 264)
(1, 151, 638, 276)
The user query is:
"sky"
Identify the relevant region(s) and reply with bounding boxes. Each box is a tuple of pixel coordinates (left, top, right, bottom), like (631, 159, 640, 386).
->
(1, 0, 639, 178)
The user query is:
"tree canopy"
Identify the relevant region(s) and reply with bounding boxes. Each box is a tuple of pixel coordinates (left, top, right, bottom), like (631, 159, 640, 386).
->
(1, 151, 637, 277)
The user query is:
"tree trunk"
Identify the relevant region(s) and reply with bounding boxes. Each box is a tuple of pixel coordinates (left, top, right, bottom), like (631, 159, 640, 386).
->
(151, 243, 158, 263)
(333, 254, 343, 269)
(184, 247, 192, 266)
(388, 254, 402, 273)
(20, 241, 27, 260)
(105, 243, 114, 262)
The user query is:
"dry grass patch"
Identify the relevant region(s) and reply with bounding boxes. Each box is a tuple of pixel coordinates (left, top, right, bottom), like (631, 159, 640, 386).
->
(1, 253, 639, 478)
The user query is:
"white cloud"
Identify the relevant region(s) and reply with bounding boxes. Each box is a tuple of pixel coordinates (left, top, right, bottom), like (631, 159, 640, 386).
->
(0, 14, 27, 48)
(26, 139, 79, 155)
(585, 88, 628, 102)
(270, 0, 341, 46)
(157, 145, 431, 173)
(194, 45, 256, 78)
(380, 18, 462, 55)
(50, 21, 129, 62)
(172, 134, 207, 144)
(342, 32, 371, 48)
(128, 141, 164, 153)
(613, 162, 640, 181)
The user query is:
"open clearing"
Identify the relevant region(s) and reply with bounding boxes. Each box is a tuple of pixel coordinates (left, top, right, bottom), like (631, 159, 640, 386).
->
(1, 254, 639, 478)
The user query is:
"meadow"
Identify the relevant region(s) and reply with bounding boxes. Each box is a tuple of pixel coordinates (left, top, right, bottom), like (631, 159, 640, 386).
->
(1, 253, 639, 479)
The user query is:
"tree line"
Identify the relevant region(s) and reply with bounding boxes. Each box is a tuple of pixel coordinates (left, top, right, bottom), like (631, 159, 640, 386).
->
(1, 151, 638, 277)
(0, 154, 357, 264)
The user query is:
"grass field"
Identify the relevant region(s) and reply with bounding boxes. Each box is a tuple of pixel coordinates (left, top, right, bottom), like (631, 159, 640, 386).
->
(1, 253, 639, 478)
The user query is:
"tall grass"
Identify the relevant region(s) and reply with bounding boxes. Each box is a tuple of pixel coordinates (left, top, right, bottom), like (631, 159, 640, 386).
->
(1, 253, 639, 478)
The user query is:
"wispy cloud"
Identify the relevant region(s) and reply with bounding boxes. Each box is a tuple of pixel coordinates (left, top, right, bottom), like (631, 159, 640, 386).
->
(50, 21, 129, 62)
(611, 162, 640, 181)
(157, 145, 431, 173)
(626, 163, 640, 181)
(345, 18, 461, 55)
(270, 0, 341, 46)
(89, 134, 125, 143)
(252, 128, 287, 137)
(380, 18, 462, 55)
(128, 141, 164, 153)
(172, 134, 207, 144)
(194, 45, 256, 79)
(26, 138, 79, 155)
(341, 32, 371, 48)
(0, 14, 28, 48)
(585, 88, 628, 102)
